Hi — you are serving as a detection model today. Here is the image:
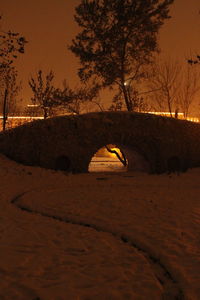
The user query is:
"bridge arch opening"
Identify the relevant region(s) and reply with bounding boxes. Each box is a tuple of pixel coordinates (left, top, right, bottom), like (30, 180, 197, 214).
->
(88, 144, 127, 173)
(88, 144, 150, 173)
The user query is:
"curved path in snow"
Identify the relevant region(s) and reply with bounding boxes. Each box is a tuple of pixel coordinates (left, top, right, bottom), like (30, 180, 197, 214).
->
(11, 190, 185, 300)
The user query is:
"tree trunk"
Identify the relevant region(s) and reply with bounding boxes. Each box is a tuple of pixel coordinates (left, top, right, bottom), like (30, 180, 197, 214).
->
(121, 84, 132, 111)
(3, 88, 8, 131)
(167, 98, 173, 117)
(44, 107, 48, 119)
(105, 146, 127, 167)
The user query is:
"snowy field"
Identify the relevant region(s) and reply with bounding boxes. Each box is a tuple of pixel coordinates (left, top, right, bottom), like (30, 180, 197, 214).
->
(0, 154, 200, 300)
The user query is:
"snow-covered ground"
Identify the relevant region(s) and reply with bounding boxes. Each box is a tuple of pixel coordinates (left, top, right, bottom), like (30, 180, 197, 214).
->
(88, 156, 127, 172)
(0, 154, 199, 300)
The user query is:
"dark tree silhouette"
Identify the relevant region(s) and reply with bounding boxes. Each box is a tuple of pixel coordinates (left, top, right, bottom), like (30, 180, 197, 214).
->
(29, 71, 100, 117)
(29, 70, 56, 119)
(0, 16, 27, 130)
(105, 145, 127, 166)
(0, 66, 21, 130)
(0, 19, 27, 68)
(53, 82, 100, 115)
(188, 55, 200, 65)
(70, 0, 174, 111)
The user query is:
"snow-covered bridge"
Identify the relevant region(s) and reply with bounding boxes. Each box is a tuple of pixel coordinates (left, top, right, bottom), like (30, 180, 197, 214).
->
(0, 111, 200, 173)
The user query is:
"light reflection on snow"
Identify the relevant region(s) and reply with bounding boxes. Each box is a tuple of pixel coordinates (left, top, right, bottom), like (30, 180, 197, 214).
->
(89, 157, 127, 172)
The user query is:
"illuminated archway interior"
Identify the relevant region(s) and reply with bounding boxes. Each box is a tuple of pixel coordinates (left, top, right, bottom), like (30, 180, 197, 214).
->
(88, 144, 127, 173)
(89, 144, 150, 173)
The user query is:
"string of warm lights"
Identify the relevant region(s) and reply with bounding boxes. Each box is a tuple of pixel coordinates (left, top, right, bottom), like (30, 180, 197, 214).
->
(0, 116, 44, 119)
(146, 112, 199, 123)
(0, 111, 199, 133)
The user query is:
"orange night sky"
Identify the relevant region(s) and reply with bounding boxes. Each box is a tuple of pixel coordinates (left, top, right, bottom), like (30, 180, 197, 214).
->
(1, 0, 200, 106)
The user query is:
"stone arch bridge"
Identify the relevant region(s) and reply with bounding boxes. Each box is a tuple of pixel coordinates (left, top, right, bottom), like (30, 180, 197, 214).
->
(0, 111, 200, 173)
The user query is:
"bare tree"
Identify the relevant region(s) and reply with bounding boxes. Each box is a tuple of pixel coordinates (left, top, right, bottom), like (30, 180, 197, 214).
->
(0, 16, 27, 130)
(0, 66, 21, 130)
(178, 64, 200, 118)
(53, 81, 100, 115)
(29, 70, 56, 119)
(147, 58, 181, 116)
